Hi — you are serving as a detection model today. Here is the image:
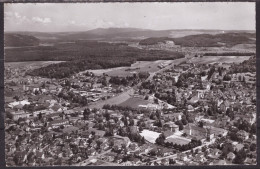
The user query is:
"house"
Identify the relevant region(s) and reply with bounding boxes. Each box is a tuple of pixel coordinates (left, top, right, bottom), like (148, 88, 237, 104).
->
(10, 111, 30, 121)
(14, 151, 27, 164)
(87, 128, 105, 137)
(188, 95, 199, 104)
(227, 152, 235, 161)
(179, 64, 190, 71)
(209, 126, 228, 137)
(237, 130, 249, 140)
(244, 158, 256, 165)
(35, 150, 45, 160)
(234, 143, 244, 151)
(177, 153, 188, 161)
(49, 119, 69, 128)
(210, 159, 227, 165)
(8, 100, 30, 108)
(172, 113, 182, 121)
(184, 124, 214, 141)
(187, 105, 194, 112)
(47, 112, 62, 120)
(208, 148, 221, 159)
(163, 122, 179, 132)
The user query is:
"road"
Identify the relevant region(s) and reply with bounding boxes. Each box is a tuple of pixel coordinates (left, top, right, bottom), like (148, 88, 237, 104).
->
(146, 57, 187, 81)
(76, 149, 115, 166)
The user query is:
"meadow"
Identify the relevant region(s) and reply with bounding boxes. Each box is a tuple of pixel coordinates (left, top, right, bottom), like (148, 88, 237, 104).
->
(88, 60, 174, 77)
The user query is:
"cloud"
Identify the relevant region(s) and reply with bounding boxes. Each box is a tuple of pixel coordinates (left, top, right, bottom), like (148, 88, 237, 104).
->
(93, 19, 115, 28)
(4, 12, 29, 25)
(68, 20, 76, 25)
(32, 17, 52, 24)
(14, 12, 21, 18)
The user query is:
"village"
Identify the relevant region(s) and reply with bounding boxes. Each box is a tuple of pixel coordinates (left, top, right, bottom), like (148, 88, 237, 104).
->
(4, 54, 257, 166)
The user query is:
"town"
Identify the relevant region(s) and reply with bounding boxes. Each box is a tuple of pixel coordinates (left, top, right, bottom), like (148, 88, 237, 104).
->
(5, 54, 256, 166)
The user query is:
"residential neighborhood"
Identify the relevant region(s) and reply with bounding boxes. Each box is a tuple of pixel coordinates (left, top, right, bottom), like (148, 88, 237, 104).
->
(5, 54, 256, 166)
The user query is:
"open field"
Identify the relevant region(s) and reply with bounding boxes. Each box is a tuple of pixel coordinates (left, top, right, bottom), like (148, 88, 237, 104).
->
(190, 56, 251, 65)
(118, 97, 150, 109)
(165, 135, 191, 145)
(140, 130, 161, 144)
(88, 60, 175, 77)
(88, 88, 134, 109)
(5, 61, 65, 70)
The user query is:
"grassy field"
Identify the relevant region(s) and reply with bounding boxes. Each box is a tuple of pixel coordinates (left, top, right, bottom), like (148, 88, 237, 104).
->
(89, 88, 134, 109)
(5, 61, 65, 70)
(190, 56, 251, 65)
(88, 60, 174, 77)
(165, 135, 191, 145)
(140, 130, 161, 144)
(118, 97, 150, 108)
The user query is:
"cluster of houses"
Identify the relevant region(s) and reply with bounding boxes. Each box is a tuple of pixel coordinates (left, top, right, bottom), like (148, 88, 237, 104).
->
(4, 54, 257, 166)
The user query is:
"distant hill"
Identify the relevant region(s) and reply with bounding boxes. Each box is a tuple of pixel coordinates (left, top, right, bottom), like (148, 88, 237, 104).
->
(5, 33, 40, 47)
(139, 32, 256, 47)
(6, 28, 254, 42)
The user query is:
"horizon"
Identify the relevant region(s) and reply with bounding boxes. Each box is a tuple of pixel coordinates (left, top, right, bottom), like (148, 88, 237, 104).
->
(4, 2, 255, 32)
(4, 27, 256, 34)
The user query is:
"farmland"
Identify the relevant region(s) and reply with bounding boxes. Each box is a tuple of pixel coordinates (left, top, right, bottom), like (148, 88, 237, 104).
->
(5, 61, 65, 70)
(189, 56, 252, 65)
(88, 60, 175, 77)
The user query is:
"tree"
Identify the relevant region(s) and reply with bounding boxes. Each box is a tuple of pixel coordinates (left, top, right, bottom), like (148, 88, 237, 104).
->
(144, 95, 149, 100)
(223, 74, 231, 81)
(198, 121, 204, 128)
(238, 75, 242, 81)
(250, 143, 256, 151)
(141, 136, 145, 144)
(38, 112, 42, 120)
(83, 108, 91, 120)
(179, 123, 184, 131)
(250, 123, 256, 134)
(233, 149, 247, 164)
(176, 77, 183, 88)
(169, 159, 176, 165)
(155, 133, 166, 145)
(218, 67, 222, 76)
(6, 111, 13, 120)
(181, 115, 188, 125)
(242, 76, 246, 82)
(154, 98, 159, 104)
(13, 95, 19, 101)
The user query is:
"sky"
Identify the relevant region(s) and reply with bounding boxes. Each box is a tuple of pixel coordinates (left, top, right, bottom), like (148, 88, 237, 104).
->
(4, 2, 255, 32)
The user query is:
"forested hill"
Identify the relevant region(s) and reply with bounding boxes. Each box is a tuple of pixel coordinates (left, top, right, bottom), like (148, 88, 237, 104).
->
(139, 32, 256, 47)
(6, 40, 184, 79)
(5, 33, 40, 47)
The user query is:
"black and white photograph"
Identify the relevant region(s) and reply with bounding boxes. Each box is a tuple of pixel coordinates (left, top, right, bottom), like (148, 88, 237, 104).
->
(4, 2, 256, 166)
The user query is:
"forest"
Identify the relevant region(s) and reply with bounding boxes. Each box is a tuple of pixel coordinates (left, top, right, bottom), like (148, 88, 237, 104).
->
(22, 41, 184, 79)
(5, 33, 40, 47)
(139, 32, 255, 47)
(228, 56, 256, 74)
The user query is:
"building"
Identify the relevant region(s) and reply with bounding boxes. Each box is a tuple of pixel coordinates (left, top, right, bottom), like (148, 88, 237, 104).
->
(10, 111, 30, 121)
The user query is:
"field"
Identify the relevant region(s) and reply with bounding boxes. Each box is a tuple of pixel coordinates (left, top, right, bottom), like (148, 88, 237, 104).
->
(165, 135, 191, 145)
(5, 61, 65, 70)
(190, 56, 251, 65)
(88, 88, 134, 109)
(118, 97, 150, 108)
(140, 130, 161, 143)
(88, 60, 175, 77)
